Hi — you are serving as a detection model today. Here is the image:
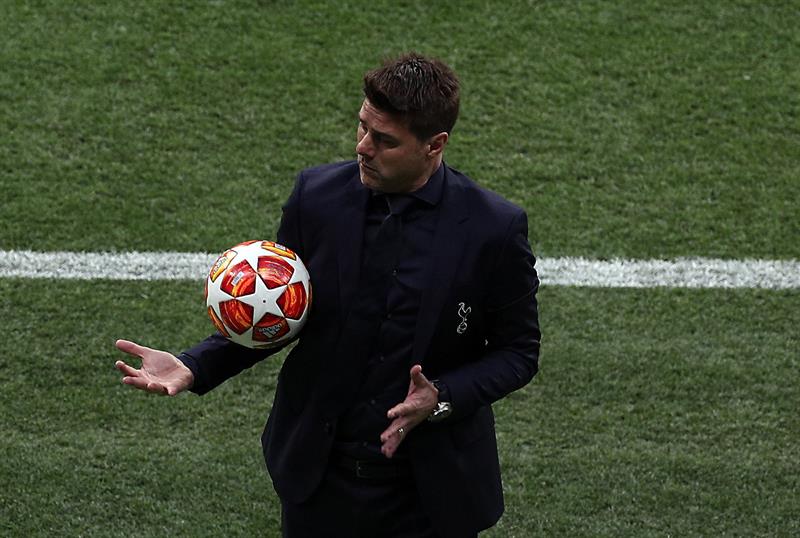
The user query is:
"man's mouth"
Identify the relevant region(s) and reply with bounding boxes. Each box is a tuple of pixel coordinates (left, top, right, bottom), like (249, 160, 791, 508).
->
(359, 161, 378, 174)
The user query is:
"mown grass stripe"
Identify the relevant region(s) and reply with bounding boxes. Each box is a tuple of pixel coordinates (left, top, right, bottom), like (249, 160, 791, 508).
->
(1, 250, 798, 289)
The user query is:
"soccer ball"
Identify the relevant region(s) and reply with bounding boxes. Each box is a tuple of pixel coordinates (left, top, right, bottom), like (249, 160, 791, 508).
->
(205, 240, 311, 349)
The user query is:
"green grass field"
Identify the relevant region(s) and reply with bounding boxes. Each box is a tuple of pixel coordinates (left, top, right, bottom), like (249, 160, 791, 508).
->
(1, 1, 798, 536)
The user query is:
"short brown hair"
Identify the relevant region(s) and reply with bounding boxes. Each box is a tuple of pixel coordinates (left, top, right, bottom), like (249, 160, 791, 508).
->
(363, 52, 460, 140)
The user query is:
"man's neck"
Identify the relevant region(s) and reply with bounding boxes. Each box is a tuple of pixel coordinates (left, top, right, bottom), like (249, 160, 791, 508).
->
(403, 157, 443, 193)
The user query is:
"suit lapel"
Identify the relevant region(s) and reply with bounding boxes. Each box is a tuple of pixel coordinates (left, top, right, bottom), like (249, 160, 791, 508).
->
(336, 173, 370, 317)
(413, 168, 470, 364)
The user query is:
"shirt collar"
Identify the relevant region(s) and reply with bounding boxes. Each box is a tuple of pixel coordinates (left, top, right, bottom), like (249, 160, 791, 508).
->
(366, 162, 445, 207)
(409, 163, 444, 207)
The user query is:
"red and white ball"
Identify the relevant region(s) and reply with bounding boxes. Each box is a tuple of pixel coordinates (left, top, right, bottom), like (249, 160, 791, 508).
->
(205, 240, 311, 349)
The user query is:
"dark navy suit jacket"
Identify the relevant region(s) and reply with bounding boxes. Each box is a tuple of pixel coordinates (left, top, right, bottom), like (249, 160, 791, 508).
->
(180, 161, 541, 538)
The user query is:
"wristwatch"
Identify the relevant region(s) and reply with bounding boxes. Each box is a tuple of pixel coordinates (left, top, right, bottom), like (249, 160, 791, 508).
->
(428, 380, 453, 422)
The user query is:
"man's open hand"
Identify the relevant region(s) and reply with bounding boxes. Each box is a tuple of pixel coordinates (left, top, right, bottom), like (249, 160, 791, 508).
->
(114, 339, 194, 396)
(380, 364, 438, 459)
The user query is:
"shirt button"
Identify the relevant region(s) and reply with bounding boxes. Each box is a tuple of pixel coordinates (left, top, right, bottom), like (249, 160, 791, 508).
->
(379, 355, 386, 363)
(323, 422, 333, 435)
(386, 312, 393, 320)
(370, 399, 376, 406)
(391, 269, 398, 277)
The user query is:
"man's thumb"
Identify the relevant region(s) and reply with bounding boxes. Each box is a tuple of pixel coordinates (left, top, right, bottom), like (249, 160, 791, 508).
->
(116, 339, 147, 357)
(410, 364, 428, 386)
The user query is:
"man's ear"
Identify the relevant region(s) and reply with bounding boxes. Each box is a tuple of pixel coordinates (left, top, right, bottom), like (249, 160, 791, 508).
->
(427, 132, 449, 158)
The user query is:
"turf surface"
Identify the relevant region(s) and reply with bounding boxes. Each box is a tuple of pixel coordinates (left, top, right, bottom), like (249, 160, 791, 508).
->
(1, 1, 798, 536)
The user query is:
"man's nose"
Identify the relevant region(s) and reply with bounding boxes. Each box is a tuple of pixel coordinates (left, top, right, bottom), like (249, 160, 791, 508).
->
(356, 133, 373, 158)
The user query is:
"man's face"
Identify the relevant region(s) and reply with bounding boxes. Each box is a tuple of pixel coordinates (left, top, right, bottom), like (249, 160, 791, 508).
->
(355, 99, 433, 193)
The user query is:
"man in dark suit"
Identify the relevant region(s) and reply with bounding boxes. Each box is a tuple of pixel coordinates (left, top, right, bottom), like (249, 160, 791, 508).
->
(115, 52, 541, 538)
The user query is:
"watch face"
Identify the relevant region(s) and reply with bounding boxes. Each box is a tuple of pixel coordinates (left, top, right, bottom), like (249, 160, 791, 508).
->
(429, 401, 452, 422)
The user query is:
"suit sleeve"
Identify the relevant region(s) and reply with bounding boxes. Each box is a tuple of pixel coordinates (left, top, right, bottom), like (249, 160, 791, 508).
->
(437, 210, 541, 418)
(177, 175, 305, 395)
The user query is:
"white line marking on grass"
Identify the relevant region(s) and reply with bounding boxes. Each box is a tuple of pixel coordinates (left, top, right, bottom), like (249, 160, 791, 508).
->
(542, 257, 800, 289)
(0, 250, 217, 281)
(0, 250, 798, 289)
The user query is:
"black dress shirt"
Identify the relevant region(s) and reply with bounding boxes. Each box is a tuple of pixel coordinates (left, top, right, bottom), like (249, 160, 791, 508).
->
(335, 164, 445, 459)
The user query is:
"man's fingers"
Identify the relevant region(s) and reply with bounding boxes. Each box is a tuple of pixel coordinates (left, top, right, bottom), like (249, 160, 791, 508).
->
(147, 382, 169, 395)
(115, 339, 148, 358)
(380, 420, 408, 459)
(382, 440, 399, 459)
(122, 375, 168, 395)
(380, 420, 406, 443)
(387, 402, 411, 420)
(122, 376, 149, 390)
(115, 360, 140, 377)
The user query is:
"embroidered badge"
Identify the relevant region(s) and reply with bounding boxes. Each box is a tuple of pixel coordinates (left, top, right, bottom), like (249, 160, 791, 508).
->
(456, 302, 472, 334)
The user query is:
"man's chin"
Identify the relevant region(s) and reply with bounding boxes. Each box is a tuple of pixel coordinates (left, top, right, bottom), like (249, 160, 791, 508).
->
(359, 169, 382, 190)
